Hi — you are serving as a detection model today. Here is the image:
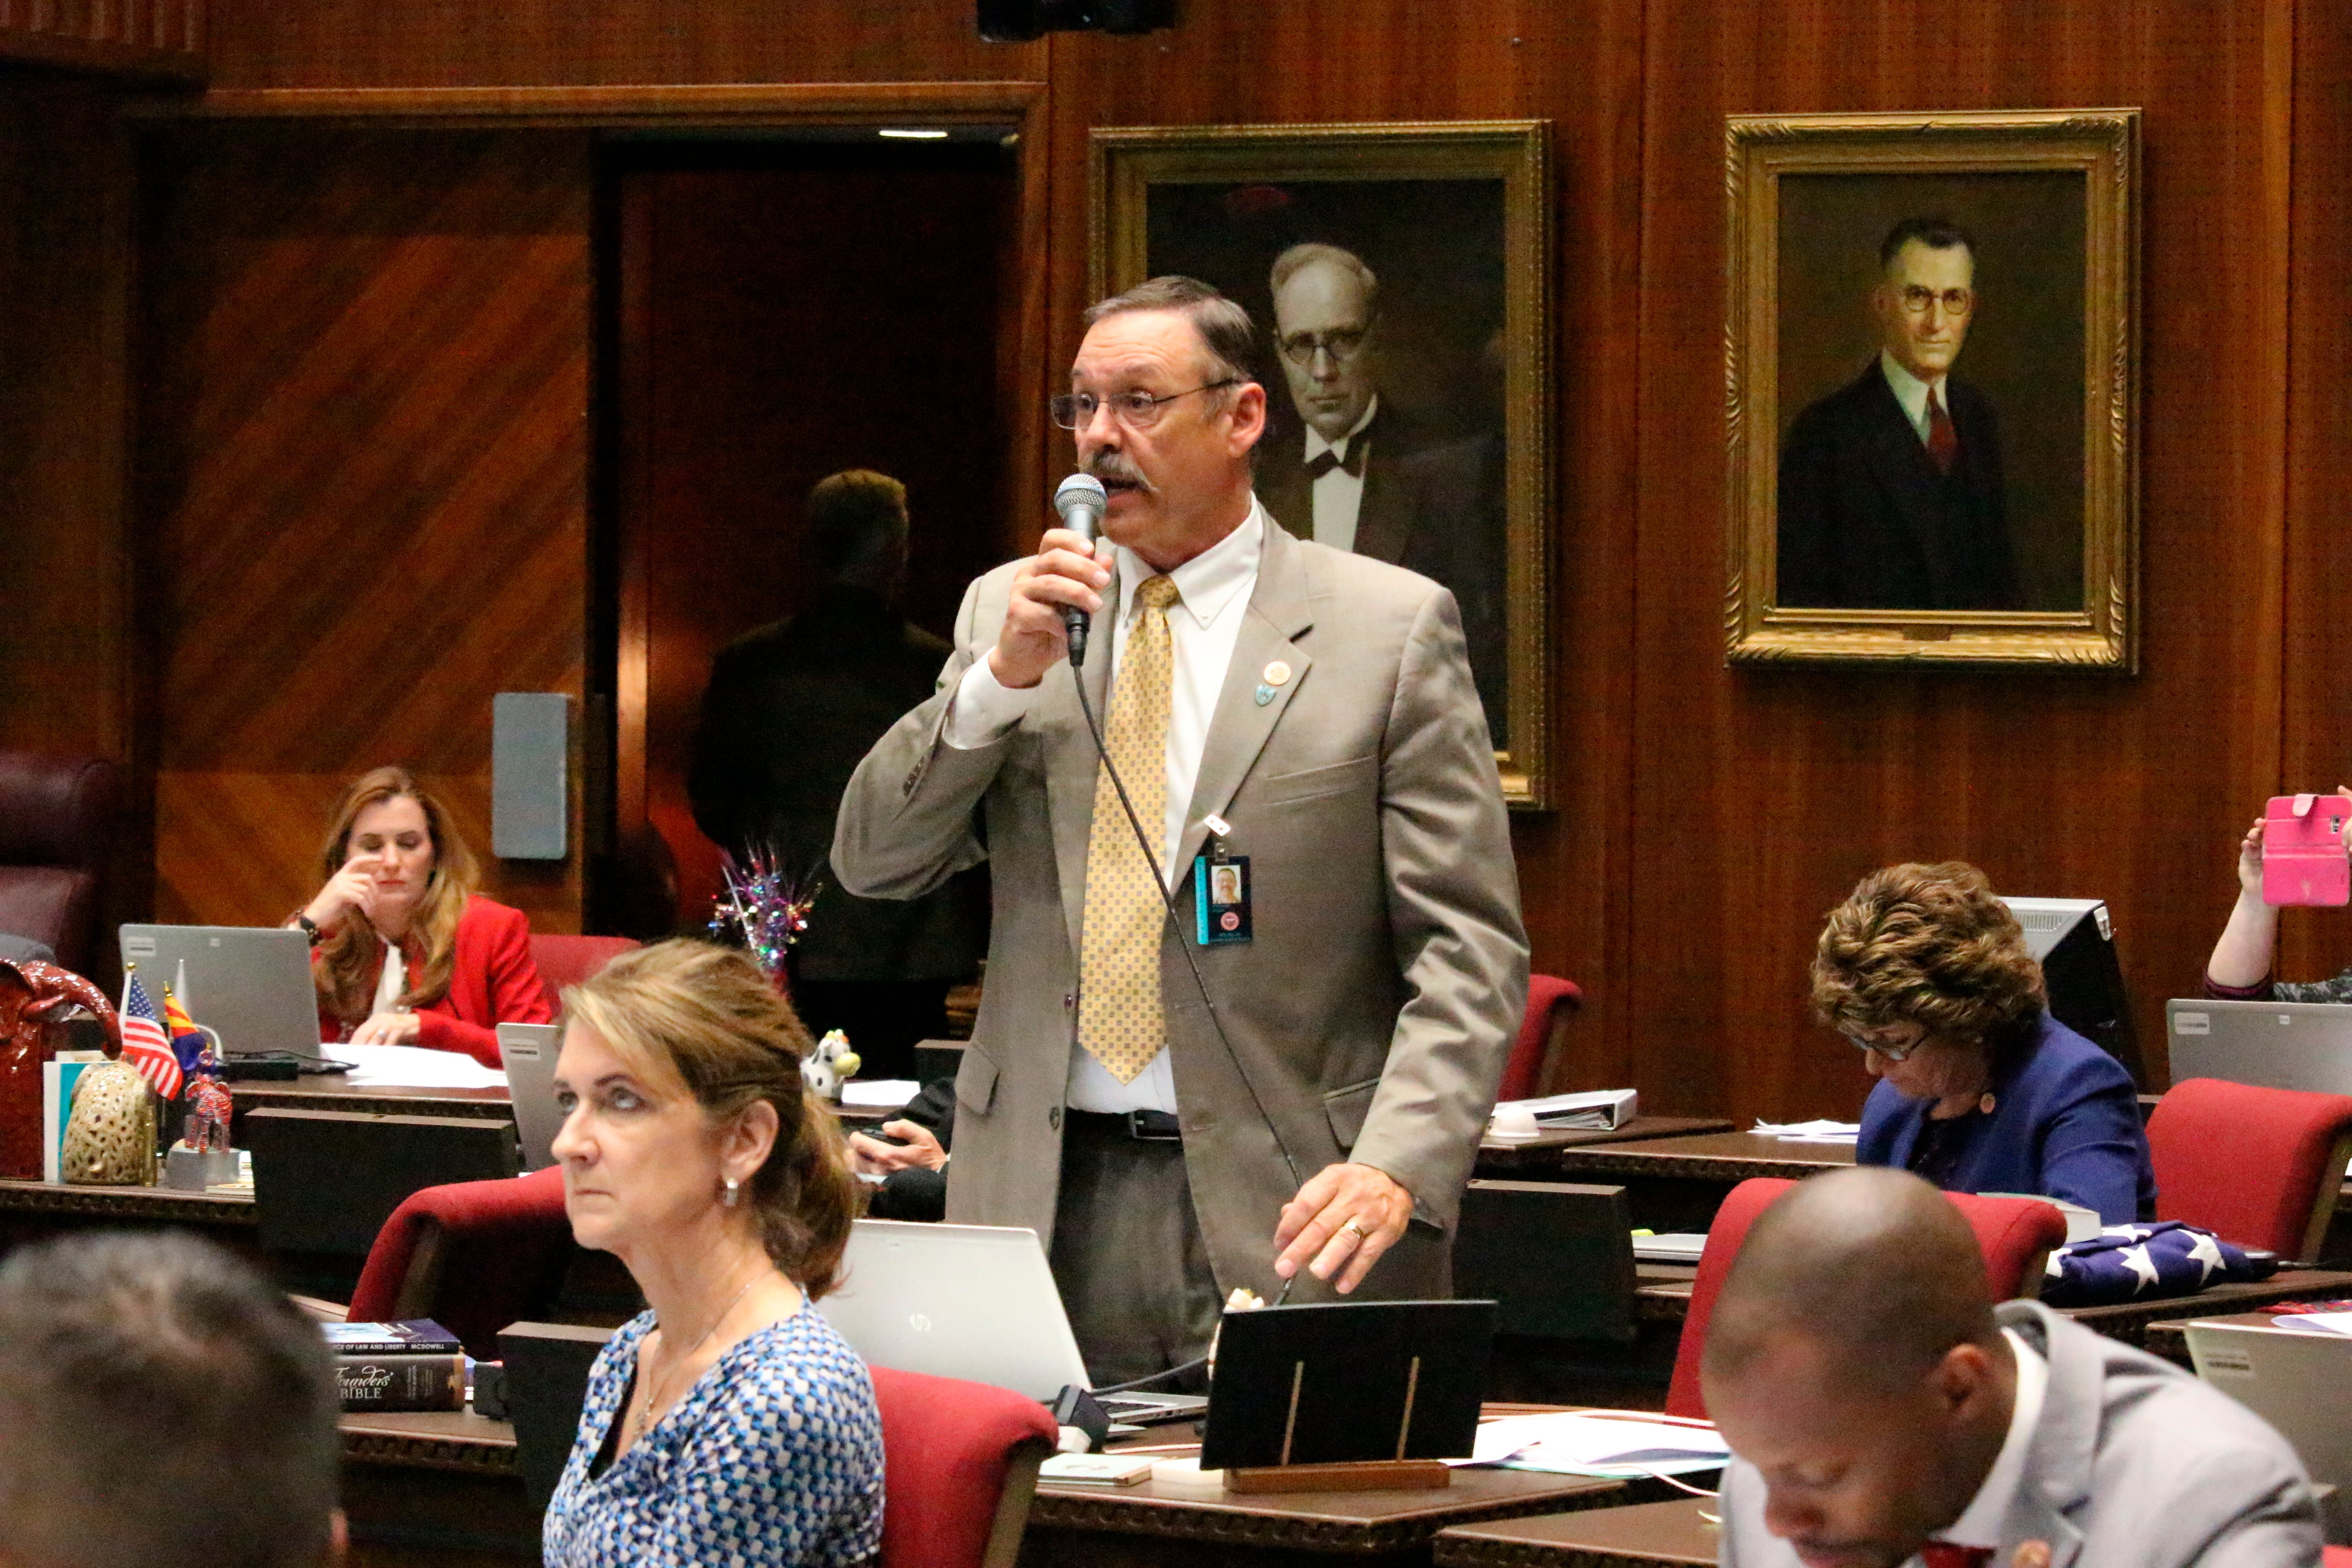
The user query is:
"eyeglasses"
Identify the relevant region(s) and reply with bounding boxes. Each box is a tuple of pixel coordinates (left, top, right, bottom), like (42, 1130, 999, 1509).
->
(1896, 285, 1975, 317)
(1278, 328, 1370, 366)
(1841, 1028, 1920, 1063)
(1049, 380, 1238, 432)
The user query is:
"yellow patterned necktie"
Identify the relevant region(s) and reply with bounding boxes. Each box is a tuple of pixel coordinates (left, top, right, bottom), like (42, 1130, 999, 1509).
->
(1078, 574, 1181, 1083)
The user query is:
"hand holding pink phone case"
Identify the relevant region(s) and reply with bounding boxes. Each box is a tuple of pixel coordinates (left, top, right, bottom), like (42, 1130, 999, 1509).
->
(2264, 794, 2352, 906)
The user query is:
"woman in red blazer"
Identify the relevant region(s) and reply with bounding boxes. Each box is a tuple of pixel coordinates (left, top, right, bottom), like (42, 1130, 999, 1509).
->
(288, 767, 552, 1067)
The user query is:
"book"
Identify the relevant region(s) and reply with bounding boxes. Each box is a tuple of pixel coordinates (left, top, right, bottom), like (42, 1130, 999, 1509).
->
(322, 1319, 463, 1355)
(41, 1054, 108, 1184)
(335, 1352, 465, 1413)
(1038, 1452, 1156, 1486)
(1494, 1088, 1639, 1131)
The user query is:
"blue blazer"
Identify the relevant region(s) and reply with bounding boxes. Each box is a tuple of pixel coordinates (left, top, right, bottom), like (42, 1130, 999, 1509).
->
(1857, 1012, 2156, 1223)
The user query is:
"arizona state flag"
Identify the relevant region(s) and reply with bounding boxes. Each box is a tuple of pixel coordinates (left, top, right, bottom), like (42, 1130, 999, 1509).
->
(163, 986, 208, 1083)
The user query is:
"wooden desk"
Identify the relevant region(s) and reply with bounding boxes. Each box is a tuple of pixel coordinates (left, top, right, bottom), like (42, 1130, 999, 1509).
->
(1024, 1465, 1628, 1567)
(232, 1073, 902, 1128)
(2063, 1269, 2352, 1350)
(1543, 1134, 1854, 1232)
(1474, 1117, 1737, 1176)
(1435, 1497, 1720, 1567)
(338, 1410, 539, 1566)
(0, 1176, 255, 1226)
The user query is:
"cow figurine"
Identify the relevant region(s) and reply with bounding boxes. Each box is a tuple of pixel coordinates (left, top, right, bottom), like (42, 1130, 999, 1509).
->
(799, 1029, 862, 1103)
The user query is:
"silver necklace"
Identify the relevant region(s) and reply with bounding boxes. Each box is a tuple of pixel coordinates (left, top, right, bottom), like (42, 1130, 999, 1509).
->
(625, 1266, 771, 1446)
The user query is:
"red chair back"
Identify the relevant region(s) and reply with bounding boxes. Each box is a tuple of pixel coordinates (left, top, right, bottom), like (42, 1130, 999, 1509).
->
(870, 1365, 1059, 1568)
(346, 1166, 574, 1357)
(2149, 1077, 2352, 1261)
(1496, 975, 1583, 1103)
(529, 935, 641, 1015)
(1663, 1179, 2068, 1420)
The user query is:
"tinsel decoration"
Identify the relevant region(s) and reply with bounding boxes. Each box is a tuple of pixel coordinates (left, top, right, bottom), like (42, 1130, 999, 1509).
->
(709, 849, 821, 992)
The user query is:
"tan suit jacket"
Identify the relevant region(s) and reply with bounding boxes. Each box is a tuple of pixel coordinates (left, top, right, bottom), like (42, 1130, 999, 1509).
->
(832, 511, 1528, 1301)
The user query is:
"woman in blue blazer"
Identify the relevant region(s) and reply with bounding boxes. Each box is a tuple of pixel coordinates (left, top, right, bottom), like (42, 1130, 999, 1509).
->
(1816, 862, 2155, 1224)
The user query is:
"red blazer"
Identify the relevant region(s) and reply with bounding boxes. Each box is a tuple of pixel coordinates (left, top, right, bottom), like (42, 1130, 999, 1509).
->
(317, 896, 553, 1068)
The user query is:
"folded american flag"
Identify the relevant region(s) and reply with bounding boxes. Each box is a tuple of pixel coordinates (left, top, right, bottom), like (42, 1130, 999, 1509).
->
(2038, 1220, 2274, 1308)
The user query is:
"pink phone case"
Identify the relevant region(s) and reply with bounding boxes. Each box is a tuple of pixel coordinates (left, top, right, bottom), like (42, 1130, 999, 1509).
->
(2264, 794, 2352, 906)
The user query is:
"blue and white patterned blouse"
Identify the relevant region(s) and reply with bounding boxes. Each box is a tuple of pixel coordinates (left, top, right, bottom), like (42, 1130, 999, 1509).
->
(542, 1301, 885, 1568)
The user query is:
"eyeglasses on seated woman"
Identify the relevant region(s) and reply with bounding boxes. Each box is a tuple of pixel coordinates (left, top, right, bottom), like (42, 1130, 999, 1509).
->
(1813, 861, 2154, 1225)
(539, 940, 882, 1568)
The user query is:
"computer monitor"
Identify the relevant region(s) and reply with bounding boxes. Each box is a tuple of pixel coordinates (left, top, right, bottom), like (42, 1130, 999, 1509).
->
(2001, 896, 2143, 1087)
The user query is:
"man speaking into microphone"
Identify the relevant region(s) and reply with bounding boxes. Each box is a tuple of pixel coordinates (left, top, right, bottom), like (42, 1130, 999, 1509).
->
(833, 276, 1527, 1385)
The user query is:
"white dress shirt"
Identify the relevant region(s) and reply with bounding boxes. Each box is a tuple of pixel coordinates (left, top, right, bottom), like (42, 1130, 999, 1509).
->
(1930, 1326, 2051, 1551)
(943, 499, 1267, 1112)
(1302, 397, 1378, 553)
(1879, 351, 1949, 448)
(372, 941, 407, 1015)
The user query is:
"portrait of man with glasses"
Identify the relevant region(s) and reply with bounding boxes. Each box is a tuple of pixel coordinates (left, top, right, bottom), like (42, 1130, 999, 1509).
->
(1254, 242, 1507, 736)
(1776, 216, 2021, 612)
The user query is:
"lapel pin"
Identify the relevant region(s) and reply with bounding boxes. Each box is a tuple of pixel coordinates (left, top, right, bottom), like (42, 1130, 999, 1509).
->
(1254, 684, 1276, 706)
(1263, 661, 1292, 687)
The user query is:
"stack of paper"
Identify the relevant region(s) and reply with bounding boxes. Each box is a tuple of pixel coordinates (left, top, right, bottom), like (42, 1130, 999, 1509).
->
(335, 1043, 509, 1090)
(1453, 1411, 1730, 1477)
(1494, 1088, 1640, 1131)
(1751, 1118, 1861, 1143)
(840, 1079, 921, 1110)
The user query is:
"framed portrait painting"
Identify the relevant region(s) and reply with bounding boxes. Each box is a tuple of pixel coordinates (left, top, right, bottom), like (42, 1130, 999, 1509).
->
(1724, 109, 2141, 668)
(1091, 121, 1554, 807)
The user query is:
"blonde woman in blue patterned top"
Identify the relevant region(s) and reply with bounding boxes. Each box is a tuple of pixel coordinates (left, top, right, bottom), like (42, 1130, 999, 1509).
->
(542, 941, 882, 1567)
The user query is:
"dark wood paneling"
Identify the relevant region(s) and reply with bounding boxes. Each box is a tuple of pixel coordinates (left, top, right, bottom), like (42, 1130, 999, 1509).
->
(137, 126, 591, 933)
(1623, 0, 2293, 1119)
(1043, 0, 1651, 1092)
(0, 0, 204, 81)
(608, 143, 1025, 929)
(204, 0, 1034, 91)
(2277, 2, 2352, 989)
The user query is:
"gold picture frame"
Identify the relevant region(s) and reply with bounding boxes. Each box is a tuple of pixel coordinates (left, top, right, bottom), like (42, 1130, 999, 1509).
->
(1725, 109, 2140, 668)
(1092, 121, 1555, 807)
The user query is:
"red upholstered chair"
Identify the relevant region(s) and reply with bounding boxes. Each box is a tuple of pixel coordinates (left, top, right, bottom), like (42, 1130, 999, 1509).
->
(869, 1365, 1060, 1568)
(1495, 975, 1584, 1104)
(2322, 1548, 2352, 1567)
(2148, 1078, 2352, 1262)
(0, 752, 119, 979)
(529, 934, 641, 1014)
(343, 1166, 575, 1358)
(1663, 1179, 2068, 1420)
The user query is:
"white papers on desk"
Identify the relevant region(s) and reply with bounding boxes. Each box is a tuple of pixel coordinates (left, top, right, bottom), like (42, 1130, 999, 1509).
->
(1495, 1088, 1639, 1131)
(1454, 1411, 1730, 1477)
(1751, 1118, 1861, 1143)
(335, 1043, 509, 1090)
(1631, 1232, 1709, 1264)
(2280, 1312, 2352, 1336)
(840, 1079, 921, 1109)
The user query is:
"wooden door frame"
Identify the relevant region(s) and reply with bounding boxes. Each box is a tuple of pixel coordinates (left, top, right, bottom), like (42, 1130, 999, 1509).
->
(129, 83, 1053, 932)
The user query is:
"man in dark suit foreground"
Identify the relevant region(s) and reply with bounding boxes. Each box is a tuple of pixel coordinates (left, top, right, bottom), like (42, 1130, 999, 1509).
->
(1705, 1167, 2318, 1568)
(0, 1232, 343, 1568)
(1778, 217, 2020, 611)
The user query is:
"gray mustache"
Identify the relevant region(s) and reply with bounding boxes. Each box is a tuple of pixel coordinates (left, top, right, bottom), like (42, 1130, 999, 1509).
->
(1086, 455, 1157, 495)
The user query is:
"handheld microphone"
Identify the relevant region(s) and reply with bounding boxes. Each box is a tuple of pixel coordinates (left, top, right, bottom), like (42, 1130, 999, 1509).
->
(1053, 473, 1108, 667)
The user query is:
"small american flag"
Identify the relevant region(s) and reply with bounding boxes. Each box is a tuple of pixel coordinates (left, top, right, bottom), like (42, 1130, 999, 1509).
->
(118, 971, 183, 1099)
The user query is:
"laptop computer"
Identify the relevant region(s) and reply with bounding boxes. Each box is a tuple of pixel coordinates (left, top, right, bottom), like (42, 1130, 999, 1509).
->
(2165, 999, 2352, 1094)
(119, 924, 322, 1060)
(816, 1219, 1206, 1421)
(2185, 1318, 2352, 1537)
(497, 1022, 565, 1171)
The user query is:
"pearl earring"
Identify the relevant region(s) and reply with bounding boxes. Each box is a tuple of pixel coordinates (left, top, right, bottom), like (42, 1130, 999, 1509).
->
(722, 1175, 740, 1208)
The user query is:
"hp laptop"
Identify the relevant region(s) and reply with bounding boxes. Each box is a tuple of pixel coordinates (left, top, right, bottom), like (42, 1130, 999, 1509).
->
(118, 924, 321, 1060)
(2165, 999, 2352, 1094)
(497, 1022, 565, 1171)
(817, 1220, 1205, 1421)
(2186, 1319, 2352, 1537)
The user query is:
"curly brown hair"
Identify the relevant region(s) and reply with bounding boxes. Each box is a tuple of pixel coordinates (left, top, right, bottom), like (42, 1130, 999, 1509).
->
(1810, 862, 2045, 1052)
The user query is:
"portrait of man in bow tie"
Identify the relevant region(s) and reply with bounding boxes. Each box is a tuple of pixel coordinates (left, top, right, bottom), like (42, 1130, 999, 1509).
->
(1775, 217, 2021, 612)
(1254, 242, 1508, 736)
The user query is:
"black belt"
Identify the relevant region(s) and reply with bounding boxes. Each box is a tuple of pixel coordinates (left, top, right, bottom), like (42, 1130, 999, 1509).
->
(1064, 1108, 1183, 1143)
